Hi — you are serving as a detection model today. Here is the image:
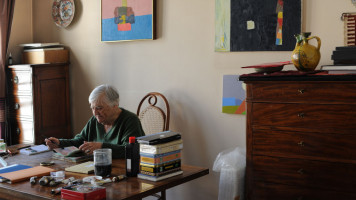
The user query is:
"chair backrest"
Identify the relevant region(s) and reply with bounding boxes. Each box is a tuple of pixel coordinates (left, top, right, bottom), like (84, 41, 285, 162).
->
(137, 92, 170, 135)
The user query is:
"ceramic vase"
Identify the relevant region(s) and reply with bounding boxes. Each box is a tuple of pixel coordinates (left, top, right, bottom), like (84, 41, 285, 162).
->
(291, 32, 321, 72)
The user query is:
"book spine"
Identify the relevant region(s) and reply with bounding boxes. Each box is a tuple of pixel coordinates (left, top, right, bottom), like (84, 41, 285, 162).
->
(137, 171, 183, 182)
(139, 167, 181, 177)
(140, 160, 181, 173)
(140, 152, 181, 164)
(140, 143, 183, 154)
(140, 150, 181, 158)
(139, 139, 183, 148)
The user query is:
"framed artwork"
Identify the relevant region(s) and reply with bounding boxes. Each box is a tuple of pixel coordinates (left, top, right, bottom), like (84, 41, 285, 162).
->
(222, 75, 246, 115)
(101, 0, 155, 42)
(215, 0, 302, 51)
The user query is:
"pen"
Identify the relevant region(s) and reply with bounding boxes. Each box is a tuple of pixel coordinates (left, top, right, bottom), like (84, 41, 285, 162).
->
(46, 138, 55, 144)
(46, 138, 63, 150)
(17, 145, 31, 150)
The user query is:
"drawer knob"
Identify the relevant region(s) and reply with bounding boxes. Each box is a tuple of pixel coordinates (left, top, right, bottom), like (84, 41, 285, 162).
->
(14, 103, 20, 110)
(297, 113, 305, 118)
(298, 141, 305, 147)
(298, 89, 305, 94)
(13, 76, 19, 84)
(16, 128, 20, 135)
(297, 168, 305, 174)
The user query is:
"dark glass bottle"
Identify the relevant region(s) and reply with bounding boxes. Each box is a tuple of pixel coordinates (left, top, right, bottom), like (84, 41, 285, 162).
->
(125, 136, 140, 177)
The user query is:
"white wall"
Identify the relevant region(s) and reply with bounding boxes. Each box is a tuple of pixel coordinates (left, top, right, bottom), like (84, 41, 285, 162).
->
(8, 0, 32, 62)
(8, 0, 356, 199)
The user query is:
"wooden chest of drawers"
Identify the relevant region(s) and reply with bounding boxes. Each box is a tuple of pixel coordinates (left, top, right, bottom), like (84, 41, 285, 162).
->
(243, 79, 356, 200)
(7, 63, 71, 145)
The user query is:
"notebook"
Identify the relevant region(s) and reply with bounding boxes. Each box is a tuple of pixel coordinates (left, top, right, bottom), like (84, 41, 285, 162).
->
(19, 144, 50, 155)
(0, 164, 32, 182)
(0, 166, 55, 183)
(54, 146, 85, 157)
(65, 161, 95, 174)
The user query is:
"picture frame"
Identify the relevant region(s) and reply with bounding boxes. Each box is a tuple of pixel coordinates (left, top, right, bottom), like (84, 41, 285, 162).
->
(215, 0, 302, 51)
(101, 0, 155, 42)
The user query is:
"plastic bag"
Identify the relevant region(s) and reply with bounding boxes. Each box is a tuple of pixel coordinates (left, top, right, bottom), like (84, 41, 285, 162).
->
(213, 147, 246, 200)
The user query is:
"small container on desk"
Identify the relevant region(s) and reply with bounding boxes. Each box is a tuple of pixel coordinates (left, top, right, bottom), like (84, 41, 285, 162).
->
(0, 139, 6, 153)
(61, 184, 106, 200)
(125, 136, 140, 177)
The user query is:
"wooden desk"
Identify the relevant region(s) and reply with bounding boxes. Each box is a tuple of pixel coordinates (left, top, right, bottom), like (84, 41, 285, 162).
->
(0, 147, 209, 200)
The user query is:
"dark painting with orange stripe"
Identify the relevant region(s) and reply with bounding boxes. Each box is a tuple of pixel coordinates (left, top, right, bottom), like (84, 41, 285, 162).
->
(215, 0, 301, 51)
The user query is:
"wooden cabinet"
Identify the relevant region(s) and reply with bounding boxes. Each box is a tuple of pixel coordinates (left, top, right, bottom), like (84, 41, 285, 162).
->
(242, 78, 356, 200)
(7, 63, 71, 145)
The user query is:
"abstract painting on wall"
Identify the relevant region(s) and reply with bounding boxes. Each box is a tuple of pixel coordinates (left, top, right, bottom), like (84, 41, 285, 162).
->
(101, 0, 155, 42)
(222, 75, 246, 115)
(215, 0, 302, 51)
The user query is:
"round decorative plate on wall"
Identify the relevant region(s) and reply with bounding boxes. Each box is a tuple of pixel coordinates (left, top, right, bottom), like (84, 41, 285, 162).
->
(52, 0, 75, 28)
(352, 0, 356, 6)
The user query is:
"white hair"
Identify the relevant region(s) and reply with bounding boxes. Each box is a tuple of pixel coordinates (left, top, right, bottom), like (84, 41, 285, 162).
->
(88, 84, 119, 106)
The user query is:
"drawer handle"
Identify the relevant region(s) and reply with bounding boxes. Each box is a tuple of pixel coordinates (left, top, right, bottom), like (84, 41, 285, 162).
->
(16, 128, 21, 135)
(13, 76, 19, 84)
(297, 168, 305, 174)
(297, 113, 305, 118)
(298, 89, 305, 94)
(298, 141, 305, 147)
(14, 103, 20, 110)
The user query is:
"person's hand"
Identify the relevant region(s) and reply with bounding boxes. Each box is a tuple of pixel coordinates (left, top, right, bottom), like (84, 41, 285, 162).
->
(45, 137, 60, 150)
(79, 141, 103, 155)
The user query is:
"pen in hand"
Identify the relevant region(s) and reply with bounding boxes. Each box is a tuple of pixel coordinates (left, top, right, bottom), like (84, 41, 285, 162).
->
(45, 138, 59, 150)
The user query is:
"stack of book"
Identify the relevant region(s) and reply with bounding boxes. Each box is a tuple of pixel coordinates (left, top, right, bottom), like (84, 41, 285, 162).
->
(19, 42, 64, 52)
(19, 42, 69, 64)
(136, 131, 183, 181)
(320, 46, 356, 74)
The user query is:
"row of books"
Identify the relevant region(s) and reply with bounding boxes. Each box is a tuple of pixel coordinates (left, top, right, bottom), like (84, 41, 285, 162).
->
(136, 131, 183, 181)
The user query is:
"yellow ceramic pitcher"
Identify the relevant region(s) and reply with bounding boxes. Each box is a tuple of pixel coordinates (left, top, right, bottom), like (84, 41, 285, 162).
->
(291, 32, 321, 72)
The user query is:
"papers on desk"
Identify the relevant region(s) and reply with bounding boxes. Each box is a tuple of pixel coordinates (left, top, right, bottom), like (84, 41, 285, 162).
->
(19, 144, 50, 155)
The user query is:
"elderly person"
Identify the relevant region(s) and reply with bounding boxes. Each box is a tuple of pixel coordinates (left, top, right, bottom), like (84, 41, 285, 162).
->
(45, 84, 145, 158)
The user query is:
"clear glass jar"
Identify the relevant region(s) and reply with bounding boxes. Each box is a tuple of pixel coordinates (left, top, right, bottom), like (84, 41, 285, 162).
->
(94, 148, 112, 177)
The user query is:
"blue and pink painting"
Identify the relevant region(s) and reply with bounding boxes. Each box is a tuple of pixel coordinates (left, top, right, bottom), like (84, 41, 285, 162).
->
(101, 0, 154, 42)
(222, 75, 246, 114)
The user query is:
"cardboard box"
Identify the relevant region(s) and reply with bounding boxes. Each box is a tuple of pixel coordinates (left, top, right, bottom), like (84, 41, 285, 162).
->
(61, 185, 106, 200)
(22, 49, 69, 64)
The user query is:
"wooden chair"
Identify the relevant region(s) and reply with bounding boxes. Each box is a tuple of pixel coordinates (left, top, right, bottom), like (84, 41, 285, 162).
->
(137, 92, 170, 135)
(137, 92, 170, 200)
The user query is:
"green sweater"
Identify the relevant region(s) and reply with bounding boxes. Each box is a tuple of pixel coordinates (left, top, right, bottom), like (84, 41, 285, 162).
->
(59, 108, 145, 158)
